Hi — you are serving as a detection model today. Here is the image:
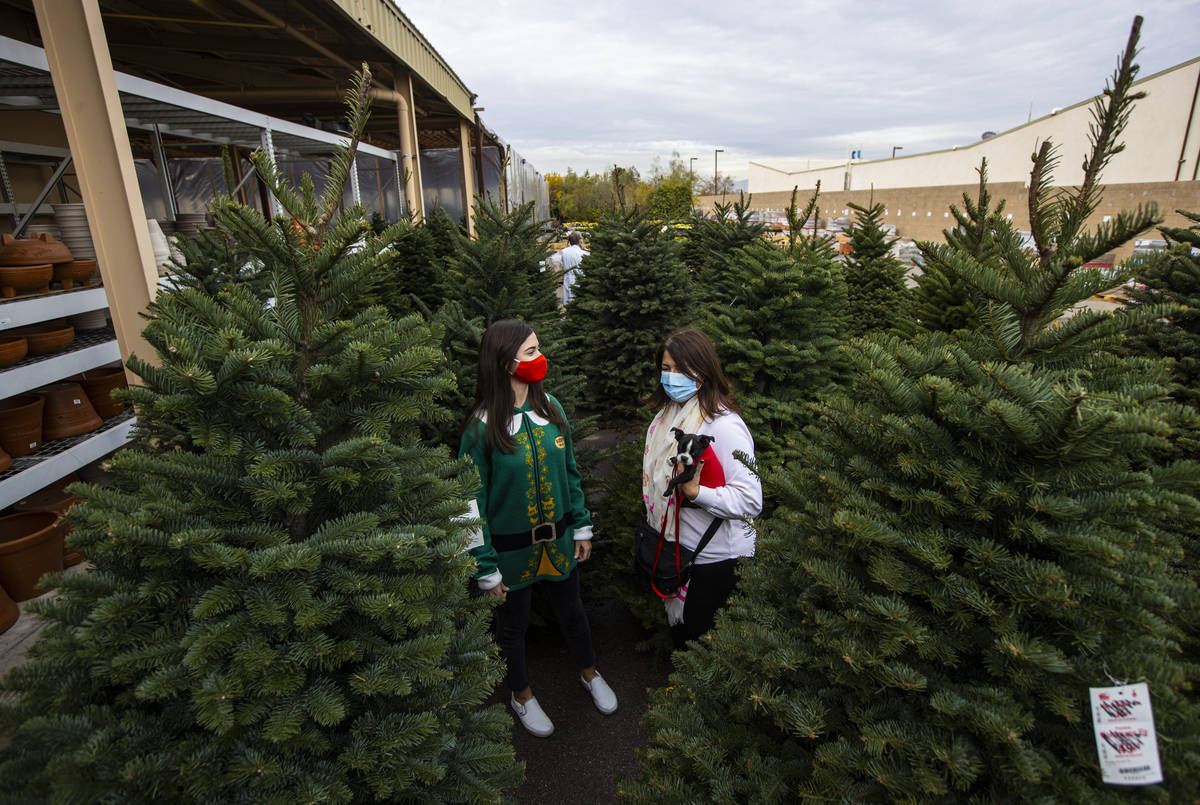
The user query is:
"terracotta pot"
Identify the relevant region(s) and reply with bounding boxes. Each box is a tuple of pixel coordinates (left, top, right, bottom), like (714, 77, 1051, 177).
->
(0, 580, 18, 635)
(0, 394, 44, 456)
(52, 259, 96, 290)
(14, 485, 82, 567)
(0, 263, 52, 298)
(0, 335, 28, 367)
(76, 367, 128, 419)
(0, 232, 73, 266)
(11, 322, 74, 355)
(0, 511, 64, 601)
(39, 382, 102, 440)
(0, 444, 11, 473)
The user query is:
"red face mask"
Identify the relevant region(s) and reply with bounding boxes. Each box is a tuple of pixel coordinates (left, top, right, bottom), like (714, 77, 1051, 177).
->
(511, 353, 548, 384)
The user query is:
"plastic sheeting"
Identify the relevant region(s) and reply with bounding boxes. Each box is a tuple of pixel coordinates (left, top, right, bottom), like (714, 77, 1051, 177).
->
(419, 146, 464, 224)
(504, 145, 549, 220)
(135, 154, 400, 224)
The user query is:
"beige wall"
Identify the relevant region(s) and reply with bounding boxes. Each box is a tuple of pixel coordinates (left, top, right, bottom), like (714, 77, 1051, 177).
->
(700, 180, 1200, 261)
(750, 57, 1200, 194)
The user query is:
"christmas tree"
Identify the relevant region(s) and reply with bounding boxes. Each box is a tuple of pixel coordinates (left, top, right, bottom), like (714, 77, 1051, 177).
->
(843, 200, 907, 337)
(1121, 211, 1200, 412)
(367, 216, 454, 318)
(680, 194, 766, 303)
(442, 198, 558, 327)
(904, 162, 1005, 336)
(0, 67, 520, 803)
(705, 235, 847, 471)
(562, 210, 694, 423)
(624, 19, 1200, 803)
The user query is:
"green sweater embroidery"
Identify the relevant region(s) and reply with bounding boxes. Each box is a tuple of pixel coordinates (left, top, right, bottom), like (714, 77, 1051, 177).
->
(459, 395, 592, 591)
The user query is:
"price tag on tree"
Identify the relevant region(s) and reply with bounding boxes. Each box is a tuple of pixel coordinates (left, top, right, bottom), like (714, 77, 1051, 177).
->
(1090, 682, 1163, 785)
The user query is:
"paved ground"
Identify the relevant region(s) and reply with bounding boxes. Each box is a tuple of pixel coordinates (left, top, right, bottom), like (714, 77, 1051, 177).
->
(492, 591, 669, 804)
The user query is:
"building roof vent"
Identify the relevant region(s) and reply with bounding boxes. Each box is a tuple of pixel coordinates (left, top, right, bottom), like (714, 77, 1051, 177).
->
(981, 131, 997, 140)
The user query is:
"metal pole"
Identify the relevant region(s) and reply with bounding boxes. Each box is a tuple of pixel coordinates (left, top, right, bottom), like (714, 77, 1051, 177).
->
(150, 123, 177, 221)
(0, 151, 19, 229)
(261, 127, 281, 218)
(714, 148, 723, 195)
(13, 154, 73, 237)
(892, 146, 903, 159)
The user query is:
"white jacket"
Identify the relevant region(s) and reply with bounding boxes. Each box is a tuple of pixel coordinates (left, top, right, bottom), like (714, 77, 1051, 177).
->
(647, 409, 762, 563)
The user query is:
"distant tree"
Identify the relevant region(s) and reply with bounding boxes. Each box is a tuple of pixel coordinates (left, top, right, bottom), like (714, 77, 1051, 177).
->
(562, 211, 693, 422)
(697, 175, 736, 196)
(843, 200, 906, 336)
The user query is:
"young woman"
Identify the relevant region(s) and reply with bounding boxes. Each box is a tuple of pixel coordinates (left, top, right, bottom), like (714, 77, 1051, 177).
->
(459, 319, 616, 738)
(642, 328, 763, 649)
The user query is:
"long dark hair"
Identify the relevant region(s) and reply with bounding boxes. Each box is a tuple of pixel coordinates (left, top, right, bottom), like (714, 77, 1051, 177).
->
(645, 328, 740, 420)
(465, 319, 565, 455)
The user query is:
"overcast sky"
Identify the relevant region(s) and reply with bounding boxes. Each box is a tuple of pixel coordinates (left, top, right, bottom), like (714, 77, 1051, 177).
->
(401, 1, 1200, 182)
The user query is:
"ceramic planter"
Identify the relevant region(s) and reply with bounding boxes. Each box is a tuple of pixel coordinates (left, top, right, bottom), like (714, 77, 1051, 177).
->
(0, 263, 52, 298)
(0, 580, 18, 635)
(0, 394, 44, 456)
(39, 382, 102, 440)
(12, 322, 74, 355)
(0, 335, 28, 367)
(14, 485, 82, 568)
(76, 367, 127, 419)
(52, 259, 97, 290)
(0, 232, 73, 266)
(0, 511, 64, 601)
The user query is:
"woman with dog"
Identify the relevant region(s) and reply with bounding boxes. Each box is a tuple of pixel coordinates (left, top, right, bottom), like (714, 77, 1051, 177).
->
(459, 319, 617, 738)
(642, 328, 763, 649)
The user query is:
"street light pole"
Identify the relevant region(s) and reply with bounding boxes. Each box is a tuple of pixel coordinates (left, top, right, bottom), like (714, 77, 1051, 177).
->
(892, 146, 903, 159)
(714, 148, 724, 196)
(689, 156, 697, 191)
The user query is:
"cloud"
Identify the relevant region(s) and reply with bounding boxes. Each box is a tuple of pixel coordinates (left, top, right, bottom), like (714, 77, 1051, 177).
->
(401, 0, 1200, 179)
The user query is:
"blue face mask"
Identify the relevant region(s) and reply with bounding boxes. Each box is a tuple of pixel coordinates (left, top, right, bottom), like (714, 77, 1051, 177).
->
(660, 371, 699, 403)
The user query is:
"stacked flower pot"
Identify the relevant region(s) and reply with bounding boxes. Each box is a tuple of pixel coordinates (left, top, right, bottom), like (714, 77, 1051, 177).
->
(0, 232, 97, 298)
(0, 363, 128, 464)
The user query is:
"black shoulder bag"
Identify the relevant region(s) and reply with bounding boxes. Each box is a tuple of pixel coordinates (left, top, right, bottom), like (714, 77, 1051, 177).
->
(633, 493, 723, 599)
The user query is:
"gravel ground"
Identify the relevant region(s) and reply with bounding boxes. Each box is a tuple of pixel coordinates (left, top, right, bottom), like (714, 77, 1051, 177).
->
(486, 591, 671, 804)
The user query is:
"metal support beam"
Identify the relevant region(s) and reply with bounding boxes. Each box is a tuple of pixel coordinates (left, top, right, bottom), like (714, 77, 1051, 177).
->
(32, 0, 159, 378)
(13, 154, 73, 238)
(349, 156, 361, 206)
(260, 127, 282, 219)
(458, 119, 476, 236)
(150, 124, 177, 221)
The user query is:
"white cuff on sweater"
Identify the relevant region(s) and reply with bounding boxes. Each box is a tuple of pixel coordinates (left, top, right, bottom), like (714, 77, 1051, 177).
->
(573, 525, 594, 542)
(476, 571, 503, 591)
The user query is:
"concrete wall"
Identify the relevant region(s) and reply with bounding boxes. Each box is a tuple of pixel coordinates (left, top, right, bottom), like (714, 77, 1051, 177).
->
(750, 56, 1200, 194)
(700, 179, 1200, 261)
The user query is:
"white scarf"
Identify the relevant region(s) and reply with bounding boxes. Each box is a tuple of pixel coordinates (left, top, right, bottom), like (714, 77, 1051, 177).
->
(642, 396, 706, 536)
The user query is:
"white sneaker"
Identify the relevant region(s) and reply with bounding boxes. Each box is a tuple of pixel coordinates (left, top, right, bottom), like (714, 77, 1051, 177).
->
(511, 694, 554, 737)
(580, 671, 618, 715)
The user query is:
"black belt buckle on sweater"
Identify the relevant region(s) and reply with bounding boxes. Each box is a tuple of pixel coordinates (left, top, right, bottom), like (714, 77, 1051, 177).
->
(531, 522, 557, 544)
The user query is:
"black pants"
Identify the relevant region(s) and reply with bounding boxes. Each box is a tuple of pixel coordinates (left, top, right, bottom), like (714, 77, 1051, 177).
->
(671, 558, 739, 650)
(495, 567, 596, 692)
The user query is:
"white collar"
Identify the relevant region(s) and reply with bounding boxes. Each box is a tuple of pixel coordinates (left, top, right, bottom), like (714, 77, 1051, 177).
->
(479, 408, 551, 435)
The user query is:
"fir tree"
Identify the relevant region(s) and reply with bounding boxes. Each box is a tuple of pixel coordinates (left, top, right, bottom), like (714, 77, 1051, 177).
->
(0, 67, 520, 803)
(1121, 210, 1200, 412)
(843, 200, 906, 337)
(705, 235, 848, 471)
(680, 194, 766, 303)
(905, 161, 1006, 336)
(625, 19, 1200, 803)
(442, 198, 558, 327)
(368, 217, 451, 317)
(562, 211, 694, 423)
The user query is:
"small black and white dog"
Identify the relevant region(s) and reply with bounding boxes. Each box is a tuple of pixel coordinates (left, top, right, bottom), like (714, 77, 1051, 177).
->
(664, 427, 714, 498)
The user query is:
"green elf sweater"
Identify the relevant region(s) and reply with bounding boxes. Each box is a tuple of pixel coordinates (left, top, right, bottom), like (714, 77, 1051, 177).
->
(458, 395, 593, 591)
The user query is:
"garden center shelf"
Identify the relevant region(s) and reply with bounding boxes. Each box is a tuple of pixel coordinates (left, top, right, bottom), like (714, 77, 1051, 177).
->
(0, 412, 134, 510)
(0, 286, 107, 330)
(1, 328, 120, 393)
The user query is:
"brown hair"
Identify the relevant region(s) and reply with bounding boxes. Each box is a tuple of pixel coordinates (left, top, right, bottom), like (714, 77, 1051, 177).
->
(645, 328, 740, 420)
(464, 319, 565, 455)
